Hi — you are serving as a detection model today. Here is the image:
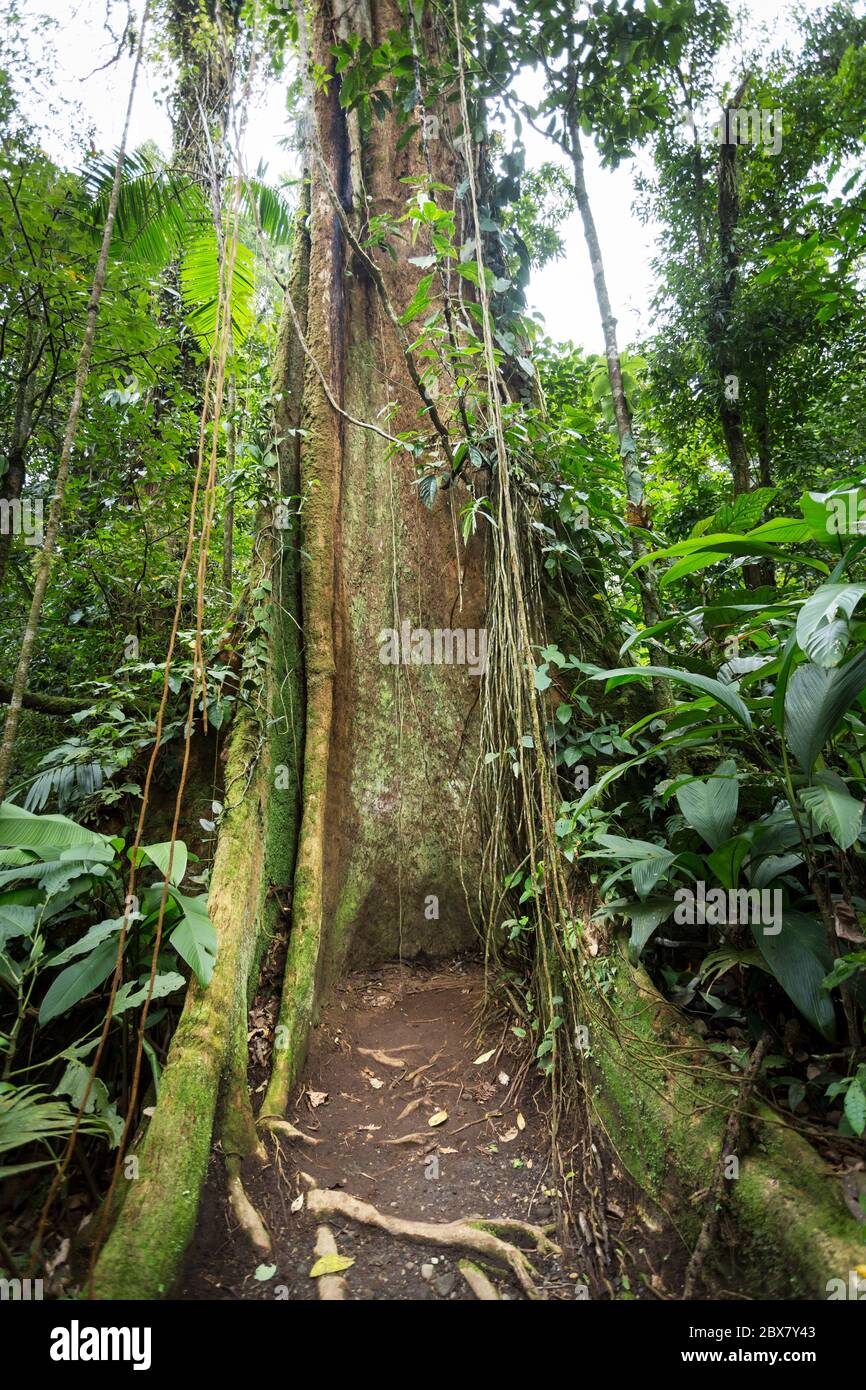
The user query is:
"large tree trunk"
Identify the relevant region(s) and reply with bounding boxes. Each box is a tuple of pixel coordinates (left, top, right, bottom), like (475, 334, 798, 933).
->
(168, 0, 243, 183)
(285, 0, 483, 987)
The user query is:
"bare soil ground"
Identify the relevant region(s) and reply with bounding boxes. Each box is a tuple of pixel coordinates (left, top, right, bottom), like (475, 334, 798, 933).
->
(176, 957, 684, 1301)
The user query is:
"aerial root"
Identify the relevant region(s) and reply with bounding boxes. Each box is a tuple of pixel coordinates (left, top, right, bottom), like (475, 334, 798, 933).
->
(303, 1186, 560, 1299)
(458, 1259, 500, 1300)
(313, 1225, 350, 1301)
(225, 1155, 271, 1258)
(258, 1116, 320, 1146)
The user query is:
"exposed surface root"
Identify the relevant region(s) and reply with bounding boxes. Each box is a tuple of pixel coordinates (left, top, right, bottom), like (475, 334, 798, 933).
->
(304, 1187, 560, 1299)
(459, 1260, 500, 1300)
(313, 1225, 349, 1300)
(225, 1157, 271, 1259)
(258, 1117, 320, 1146)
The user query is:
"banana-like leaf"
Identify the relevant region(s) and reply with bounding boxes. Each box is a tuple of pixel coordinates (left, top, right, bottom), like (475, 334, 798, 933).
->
(0, 803, 109, 854)
(784, 649, 866, 772)
(752, 910, 835, 1040)
(674, 758, 739, 849)
(38, 937, 119, 1026)
(661, 543, 827, 589)
(799, 484, 866, 544)
(590, 666, 752, 730)
(795, 583, 866, 668)
(168, 892, 216, 986)
(800, 770, 864, 850)
(140, 840, 188, 888)
(630, 522, 827, 576)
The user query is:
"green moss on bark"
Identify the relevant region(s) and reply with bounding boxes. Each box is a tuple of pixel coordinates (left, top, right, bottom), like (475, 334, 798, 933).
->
(91, 710, 268, 1299)
(592, 943, 866, 1297)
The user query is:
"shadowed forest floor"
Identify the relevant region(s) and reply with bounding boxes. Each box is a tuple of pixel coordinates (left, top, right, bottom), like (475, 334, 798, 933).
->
(176, 959, 688, 1301)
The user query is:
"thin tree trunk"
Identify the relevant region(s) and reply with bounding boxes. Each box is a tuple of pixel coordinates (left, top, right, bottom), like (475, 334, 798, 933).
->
(566, 121, 668, 681)
(0, 319, 38, 592)
(222, 372, 235, 599)
(0, 4, 150, 803)
(715, 94, 752, 497)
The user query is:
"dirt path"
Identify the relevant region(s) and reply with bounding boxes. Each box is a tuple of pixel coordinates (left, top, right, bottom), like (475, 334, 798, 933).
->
(177, 958, 589, 1300)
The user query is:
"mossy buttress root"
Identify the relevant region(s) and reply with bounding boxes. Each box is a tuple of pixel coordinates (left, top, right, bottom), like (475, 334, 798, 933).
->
(592, 944, 866, 1298)
(91, 712, 268, 1300)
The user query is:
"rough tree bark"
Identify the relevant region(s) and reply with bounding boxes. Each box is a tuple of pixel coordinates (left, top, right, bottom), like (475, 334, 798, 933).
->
(715, 95, 753, 496)
(280, 0, 484, 992)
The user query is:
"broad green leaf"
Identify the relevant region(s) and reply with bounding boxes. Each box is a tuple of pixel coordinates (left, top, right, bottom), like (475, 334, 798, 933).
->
(169, 892, 217, 985)
(141, 840, 188, 888)
(785, 650, 866, 772)
(752, 910, 835, 1039)
(674, 759, 739, 849)
(112, 972, 185, 1015)
(799, 485, 866, 544)
(795, 583, 866, 668)
(633, 527, 826, 574)
(844, 1078, 866, 1136)
(749, 853, 803, 888)
(0, 804, 109, 854)
(707, 834, 751, 889)
(48, 917, 123, 968)
(661, 543, 826, 588)
(39, 938, 120, 1026)
(771, 628, 800, 734)
(800, 771, 864, 850)
(623, 897, 675, 961)
(590, 667, 752, 730)
(534, 664, 551, 691)
(0, 903, 37, 941)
